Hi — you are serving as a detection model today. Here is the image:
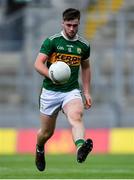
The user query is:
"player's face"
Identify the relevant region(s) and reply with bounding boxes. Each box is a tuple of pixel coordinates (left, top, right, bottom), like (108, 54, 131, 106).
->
(62, 19, 80, 39)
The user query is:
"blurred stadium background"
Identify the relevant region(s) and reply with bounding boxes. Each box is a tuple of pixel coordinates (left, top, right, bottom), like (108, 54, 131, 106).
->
(0, 0, 134, 155)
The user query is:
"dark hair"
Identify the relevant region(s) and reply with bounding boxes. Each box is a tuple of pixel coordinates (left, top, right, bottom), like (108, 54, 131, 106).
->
(63, 8, 80, 21)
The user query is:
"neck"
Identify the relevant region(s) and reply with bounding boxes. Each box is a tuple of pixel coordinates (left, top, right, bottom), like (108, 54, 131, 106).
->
(61, 31, 78, 41)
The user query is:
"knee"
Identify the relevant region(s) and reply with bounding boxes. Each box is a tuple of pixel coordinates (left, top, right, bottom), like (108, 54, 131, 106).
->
(68, 110, 83, 123)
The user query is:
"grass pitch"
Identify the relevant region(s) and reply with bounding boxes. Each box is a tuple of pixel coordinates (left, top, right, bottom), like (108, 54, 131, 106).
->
(0, 154, 134, 179)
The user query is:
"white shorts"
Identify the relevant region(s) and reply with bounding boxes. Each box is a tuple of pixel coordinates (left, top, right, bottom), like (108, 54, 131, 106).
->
(40, 88, 82, 116)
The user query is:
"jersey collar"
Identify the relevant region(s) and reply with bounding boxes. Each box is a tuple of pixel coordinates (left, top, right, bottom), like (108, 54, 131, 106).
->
(61, 31, 78, 41)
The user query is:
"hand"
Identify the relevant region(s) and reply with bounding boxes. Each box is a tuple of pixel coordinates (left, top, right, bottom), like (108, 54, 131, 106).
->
(84, 93, 92, 109)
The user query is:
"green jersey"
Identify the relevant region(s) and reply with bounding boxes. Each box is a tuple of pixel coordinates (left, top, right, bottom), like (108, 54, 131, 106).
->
(40, 31, 90, 92)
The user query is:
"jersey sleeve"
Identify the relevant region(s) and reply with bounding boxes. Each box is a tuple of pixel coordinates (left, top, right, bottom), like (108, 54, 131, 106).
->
(40, 38, 53, 56)
(81, 45, 90, 61)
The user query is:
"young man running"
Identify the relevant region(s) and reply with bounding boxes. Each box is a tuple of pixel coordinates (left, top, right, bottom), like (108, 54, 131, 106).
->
(34, 8, 93, 171)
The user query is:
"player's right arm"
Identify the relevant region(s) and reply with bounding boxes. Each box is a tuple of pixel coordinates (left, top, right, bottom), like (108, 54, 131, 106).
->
(34, 53, 49, 78)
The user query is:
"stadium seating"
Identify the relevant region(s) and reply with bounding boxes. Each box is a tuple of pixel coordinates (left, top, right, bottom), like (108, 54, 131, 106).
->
(0, 0, 134, 128)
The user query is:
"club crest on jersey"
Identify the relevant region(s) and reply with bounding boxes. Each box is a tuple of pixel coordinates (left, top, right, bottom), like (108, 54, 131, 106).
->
(77, 48, 81, 54)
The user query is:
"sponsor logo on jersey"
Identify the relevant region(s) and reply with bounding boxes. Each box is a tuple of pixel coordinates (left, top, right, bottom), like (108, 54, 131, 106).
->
(48, 53, 81, 66)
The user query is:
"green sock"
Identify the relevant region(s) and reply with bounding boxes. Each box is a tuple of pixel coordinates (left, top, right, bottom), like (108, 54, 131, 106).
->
(75, 139, 85, 149)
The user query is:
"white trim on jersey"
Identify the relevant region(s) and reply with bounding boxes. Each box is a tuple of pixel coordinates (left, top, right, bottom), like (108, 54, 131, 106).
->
(49, 33, 62, 40)
(48, 31, 90, 48)
(78, 36, 89, 47)
(61, 31, 79, 41)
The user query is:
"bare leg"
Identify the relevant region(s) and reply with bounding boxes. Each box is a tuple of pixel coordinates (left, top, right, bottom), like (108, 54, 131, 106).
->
(63, 99, 93, 163)
(35, 113, 58, 171)
(63, 99, 85, 142)
(37, 113, 58, 146)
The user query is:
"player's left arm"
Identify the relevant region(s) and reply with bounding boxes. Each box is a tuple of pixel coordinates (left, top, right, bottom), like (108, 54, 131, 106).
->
(81, 59, 92, 109)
